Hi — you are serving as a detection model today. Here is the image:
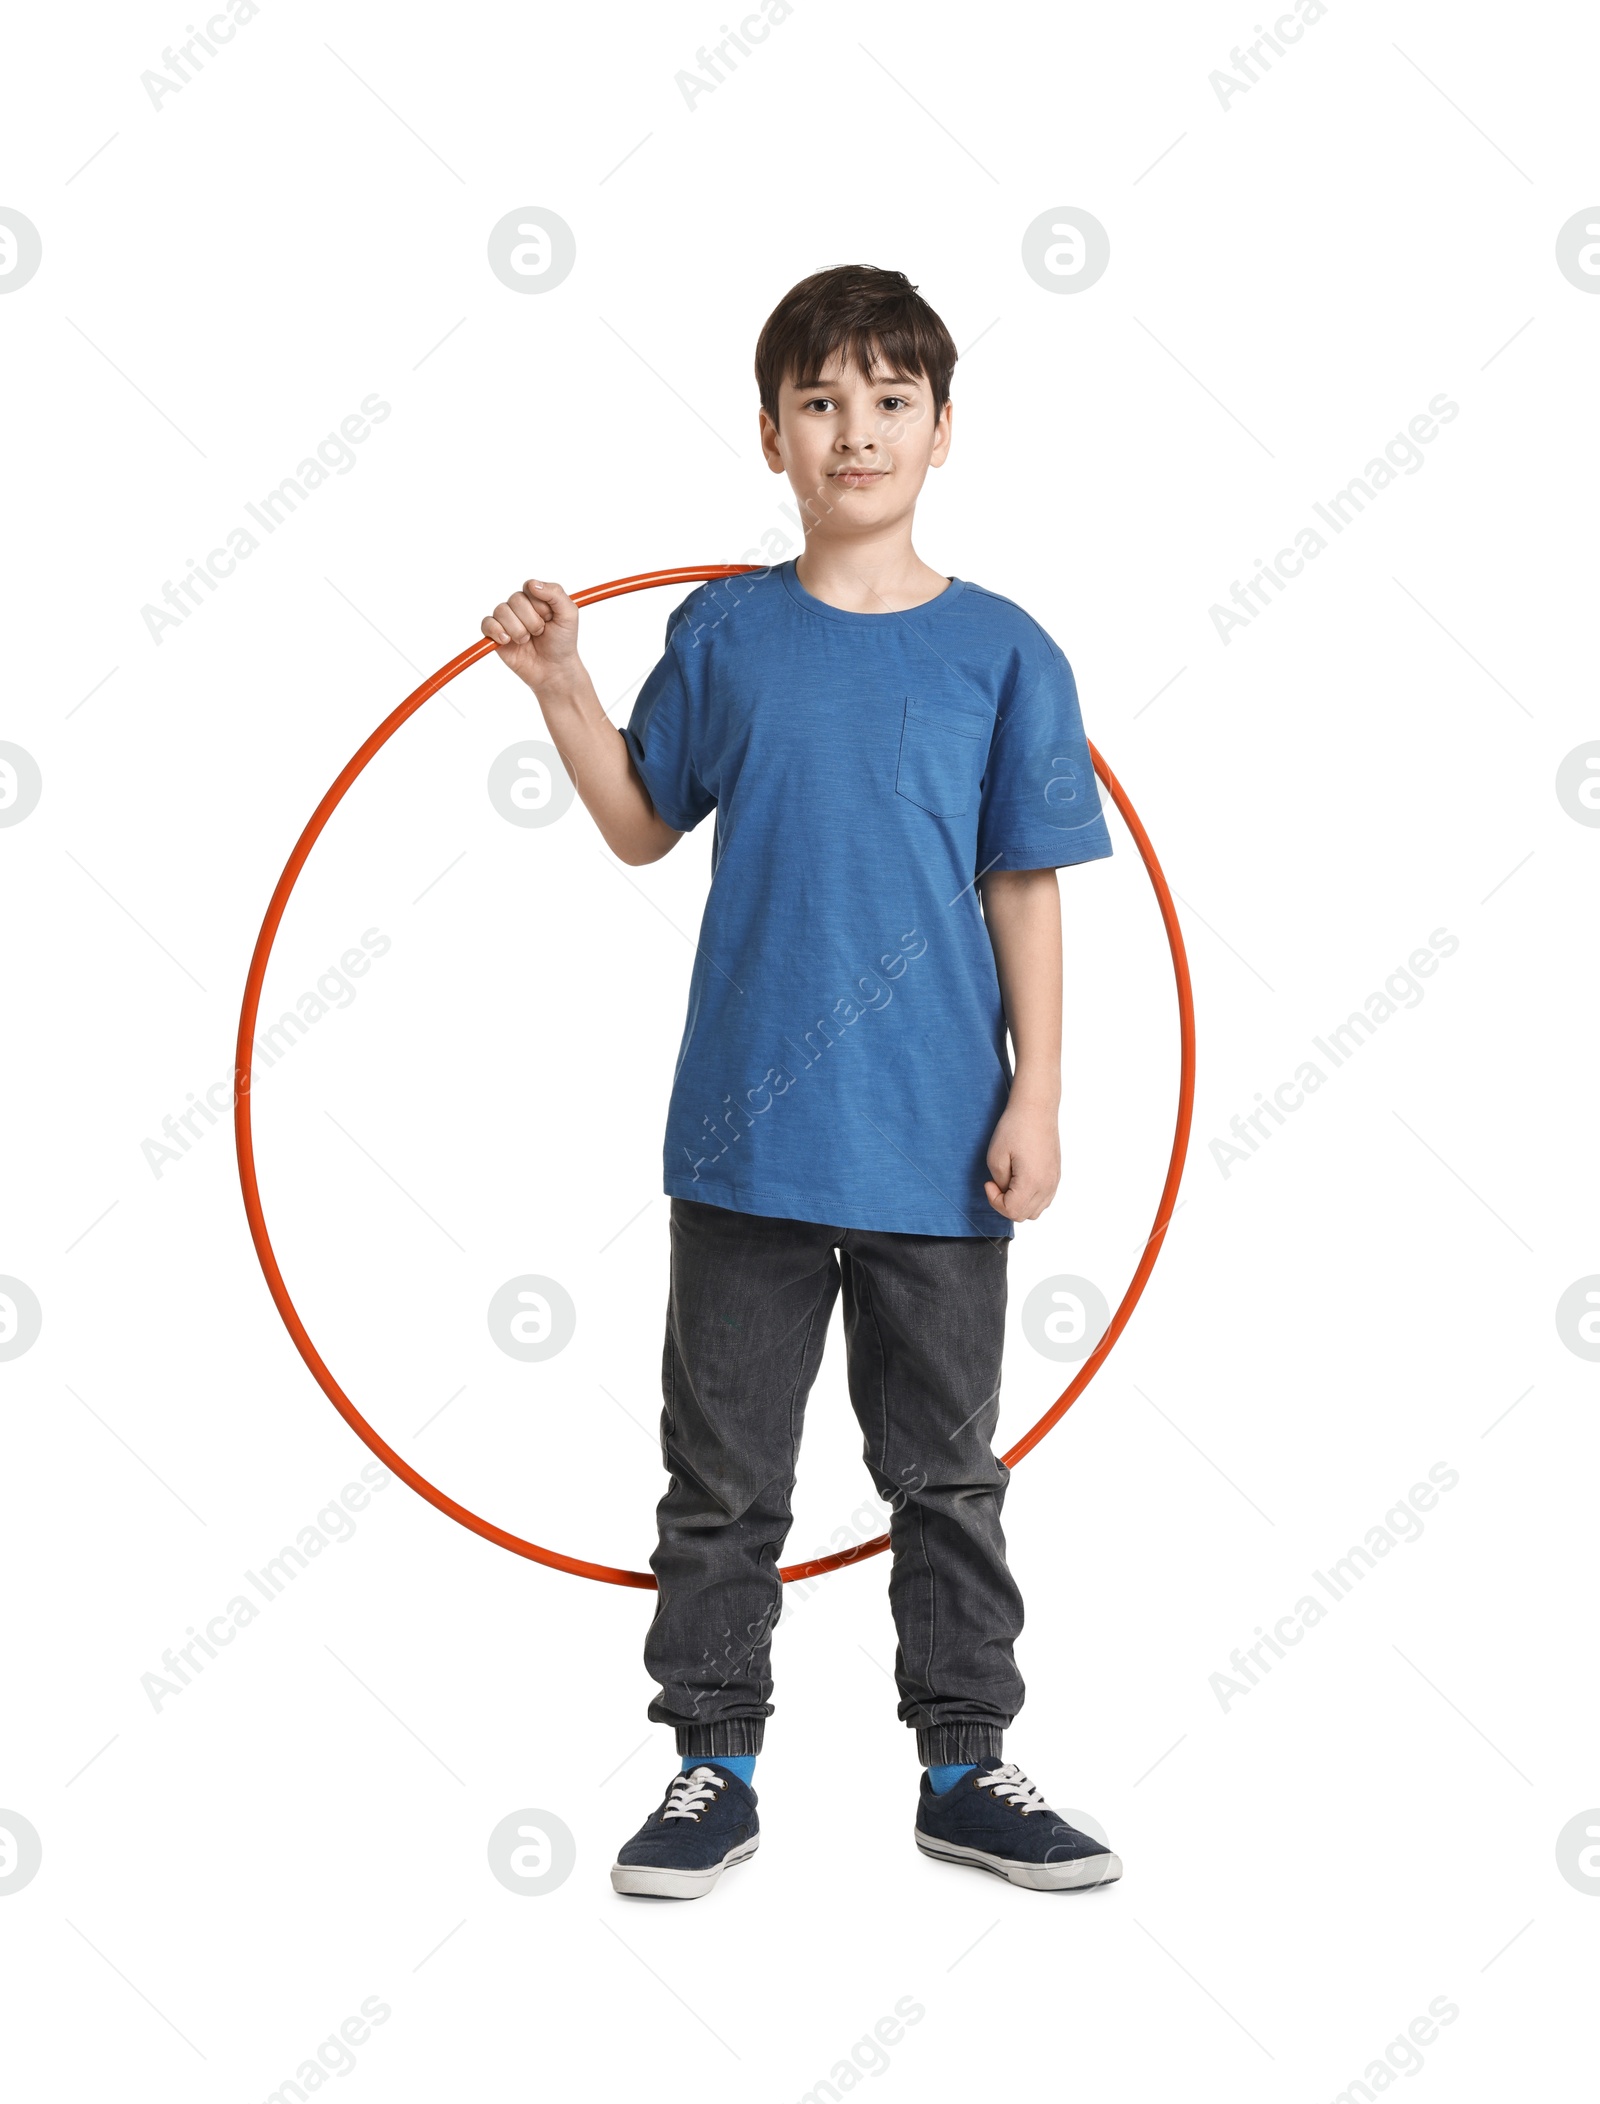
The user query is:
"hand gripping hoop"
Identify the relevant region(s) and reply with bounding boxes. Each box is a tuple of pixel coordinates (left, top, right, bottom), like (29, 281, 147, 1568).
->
(234, 565, 1196, 1590)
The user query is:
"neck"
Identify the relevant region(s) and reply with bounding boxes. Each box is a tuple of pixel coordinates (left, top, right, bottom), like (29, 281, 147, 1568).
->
(793, 529, 949, 615)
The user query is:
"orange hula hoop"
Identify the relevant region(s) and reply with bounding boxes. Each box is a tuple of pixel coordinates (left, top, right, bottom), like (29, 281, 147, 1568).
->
(234, 565, 1195, 1590)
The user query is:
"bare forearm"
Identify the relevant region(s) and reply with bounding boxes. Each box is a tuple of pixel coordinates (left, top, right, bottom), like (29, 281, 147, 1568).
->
(482, 576, 680, 865)
(980, 867, 1062, 1101)
(528, 661, 679, 865)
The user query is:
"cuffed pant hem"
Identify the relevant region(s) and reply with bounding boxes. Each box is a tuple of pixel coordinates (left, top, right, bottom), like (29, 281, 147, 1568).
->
(676, 1718, 766, 1757)
(916, 1723, 1005, 1766)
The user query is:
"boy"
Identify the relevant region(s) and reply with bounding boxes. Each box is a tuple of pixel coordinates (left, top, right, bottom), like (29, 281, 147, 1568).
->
(482, 265, 1121, 1897)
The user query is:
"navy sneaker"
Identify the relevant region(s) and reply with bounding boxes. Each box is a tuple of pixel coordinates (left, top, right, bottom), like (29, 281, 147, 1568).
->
(610, 1763, 761, 1899)
(915, 1761, 1122, 1891)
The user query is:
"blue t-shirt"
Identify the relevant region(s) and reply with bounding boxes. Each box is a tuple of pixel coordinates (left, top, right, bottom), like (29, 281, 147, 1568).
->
(621, 559, 1112, 1239)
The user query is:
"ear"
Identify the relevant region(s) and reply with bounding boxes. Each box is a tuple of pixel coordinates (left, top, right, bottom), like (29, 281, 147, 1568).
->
(758, 406, 785, 473)
(930, 396, 954, 467)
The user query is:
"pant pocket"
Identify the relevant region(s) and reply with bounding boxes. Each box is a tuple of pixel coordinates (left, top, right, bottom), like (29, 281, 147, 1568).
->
(659, 1327, 677, 1465)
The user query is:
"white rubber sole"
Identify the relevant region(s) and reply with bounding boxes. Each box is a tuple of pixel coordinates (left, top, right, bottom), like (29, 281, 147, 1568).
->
(610, 1834, 760, 1899)
(915, 1831, 1122, 1891)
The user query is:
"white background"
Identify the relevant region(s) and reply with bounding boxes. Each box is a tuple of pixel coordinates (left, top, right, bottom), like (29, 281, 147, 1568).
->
(2, 0, 1597, 2096)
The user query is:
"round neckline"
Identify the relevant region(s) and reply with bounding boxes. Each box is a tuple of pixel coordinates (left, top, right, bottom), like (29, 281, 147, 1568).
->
(780, 558, 966, 624)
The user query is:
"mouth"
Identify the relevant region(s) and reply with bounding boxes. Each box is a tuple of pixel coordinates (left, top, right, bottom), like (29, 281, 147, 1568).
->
(830, 469, 887, 486)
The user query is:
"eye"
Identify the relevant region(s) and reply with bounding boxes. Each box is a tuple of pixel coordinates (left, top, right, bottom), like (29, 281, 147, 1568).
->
(803, 395, 835, 412)
(879, 396, 910, 412)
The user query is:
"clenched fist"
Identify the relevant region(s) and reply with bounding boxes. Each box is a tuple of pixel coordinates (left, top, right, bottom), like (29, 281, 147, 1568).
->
(481, 579, 581, 695)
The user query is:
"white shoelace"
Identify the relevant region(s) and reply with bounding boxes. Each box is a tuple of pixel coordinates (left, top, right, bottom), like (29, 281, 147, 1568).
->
(972, 1762, 1058, 1816)
(661, 1766, 728, 1821)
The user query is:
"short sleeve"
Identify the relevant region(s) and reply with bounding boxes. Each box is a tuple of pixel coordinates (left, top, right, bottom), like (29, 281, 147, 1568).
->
(622, 634, 715, 835)
(975, 638, 1113, 873)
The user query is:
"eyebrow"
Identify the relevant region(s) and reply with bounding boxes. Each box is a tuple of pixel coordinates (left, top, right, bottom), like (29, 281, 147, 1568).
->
(789, 374, 920, 390)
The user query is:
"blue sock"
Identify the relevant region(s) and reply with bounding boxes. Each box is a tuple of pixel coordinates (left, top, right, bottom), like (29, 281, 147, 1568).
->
(927, 1762, 978, 1794)
(684, 1753, 755, 1786)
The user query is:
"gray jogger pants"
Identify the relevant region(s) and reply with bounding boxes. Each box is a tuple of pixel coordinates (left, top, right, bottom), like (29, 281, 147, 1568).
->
(643, 1196, 1025, 1766)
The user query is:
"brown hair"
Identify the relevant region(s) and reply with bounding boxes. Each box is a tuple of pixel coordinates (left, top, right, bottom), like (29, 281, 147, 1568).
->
(754, 265, 957, 430)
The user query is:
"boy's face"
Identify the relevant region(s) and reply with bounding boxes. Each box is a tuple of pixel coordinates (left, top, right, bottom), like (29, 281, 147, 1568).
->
(759, 344, 951, 538)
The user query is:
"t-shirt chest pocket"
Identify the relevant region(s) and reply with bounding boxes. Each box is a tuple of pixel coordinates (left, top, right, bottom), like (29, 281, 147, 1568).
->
(894, 694, 990, 818)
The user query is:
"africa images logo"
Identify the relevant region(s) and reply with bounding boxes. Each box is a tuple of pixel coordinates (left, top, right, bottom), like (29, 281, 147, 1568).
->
(683, 929, 928, 1181)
